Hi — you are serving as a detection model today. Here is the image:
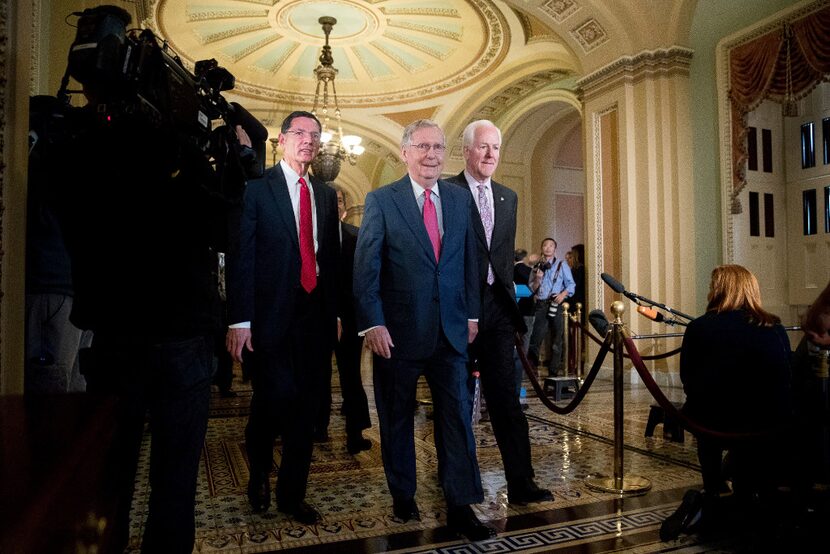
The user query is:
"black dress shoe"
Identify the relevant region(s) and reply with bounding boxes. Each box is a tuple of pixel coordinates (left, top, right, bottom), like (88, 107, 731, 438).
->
(392, 497, 421, 522)
(247, 471, 270, 512)
(660, 489, 703, 541)
(346, 435, 371, 455)
(447, 505, 497, 541)
(508, 479, 554, 505)
(278, 501, 321, 525)
(313, 429, 330, 442)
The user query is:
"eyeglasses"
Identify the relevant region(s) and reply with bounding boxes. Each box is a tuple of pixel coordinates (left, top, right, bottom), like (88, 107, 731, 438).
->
(408, 143, 446, 153)
(284, 129, 322, 142)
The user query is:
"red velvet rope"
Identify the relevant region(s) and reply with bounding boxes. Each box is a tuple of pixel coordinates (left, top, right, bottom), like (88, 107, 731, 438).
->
(622, 335, 772, 441)
(514, 332, 610, 415)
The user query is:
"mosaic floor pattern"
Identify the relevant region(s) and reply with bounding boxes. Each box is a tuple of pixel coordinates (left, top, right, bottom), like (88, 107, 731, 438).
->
(125, 365, 815, 553)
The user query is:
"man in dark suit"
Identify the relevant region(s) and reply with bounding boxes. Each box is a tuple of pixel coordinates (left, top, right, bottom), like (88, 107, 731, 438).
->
(446, 120, 553, 506)
(354, 119, 496, 541)
(226, 111, 340, 524)
(314, 187, 372, 454)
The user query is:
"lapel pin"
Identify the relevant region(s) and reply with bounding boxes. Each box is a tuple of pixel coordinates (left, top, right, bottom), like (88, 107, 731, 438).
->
(500, 196, 504, 201)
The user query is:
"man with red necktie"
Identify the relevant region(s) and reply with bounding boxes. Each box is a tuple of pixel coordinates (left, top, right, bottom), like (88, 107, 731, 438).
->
(354, 119, 496, 541)
(226, 111, 340, 524)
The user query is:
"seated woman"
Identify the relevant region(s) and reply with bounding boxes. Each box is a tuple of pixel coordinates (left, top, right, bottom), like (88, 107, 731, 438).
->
(664, 265, 792, 539)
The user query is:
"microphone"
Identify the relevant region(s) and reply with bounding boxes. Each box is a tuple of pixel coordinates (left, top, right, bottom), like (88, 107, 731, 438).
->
(637, 305, 665, 323)
(588, 309, 610, 336)
(601, 272, 626, 294)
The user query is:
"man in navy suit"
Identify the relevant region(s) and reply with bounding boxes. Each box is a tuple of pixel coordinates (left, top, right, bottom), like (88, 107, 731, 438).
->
(446, 120, 553, 506)
(354, 119, 496, 541)
(226, 111, 340, 524)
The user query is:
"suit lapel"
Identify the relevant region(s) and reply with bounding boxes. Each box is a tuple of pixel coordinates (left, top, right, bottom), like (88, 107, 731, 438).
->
(312, 177, 328, 245)
(268, 166, 300, 251)
(390, 177, 437, 264)
(490, 181, 509, 248)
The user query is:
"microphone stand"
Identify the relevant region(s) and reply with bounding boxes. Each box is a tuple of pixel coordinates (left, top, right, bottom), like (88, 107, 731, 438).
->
(620, 290, 694, 326)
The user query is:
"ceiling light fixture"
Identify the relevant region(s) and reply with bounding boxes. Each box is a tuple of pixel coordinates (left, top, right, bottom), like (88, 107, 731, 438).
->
(309, 16, 364, 182)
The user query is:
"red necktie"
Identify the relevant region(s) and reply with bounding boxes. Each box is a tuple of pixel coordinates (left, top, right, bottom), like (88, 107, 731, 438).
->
(423, 188, 441, 262)
(299, 177, 316, 292)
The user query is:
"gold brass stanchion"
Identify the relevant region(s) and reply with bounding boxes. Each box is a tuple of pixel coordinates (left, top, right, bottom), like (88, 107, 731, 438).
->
(585, 301, 651, 495)
(562, 301, 570, 374)
(575, 302, 584, 380)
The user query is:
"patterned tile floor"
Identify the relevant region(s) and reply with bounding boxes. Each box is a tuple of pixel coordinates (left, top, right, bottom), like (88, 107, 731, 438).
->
(125, 363, 822, 553)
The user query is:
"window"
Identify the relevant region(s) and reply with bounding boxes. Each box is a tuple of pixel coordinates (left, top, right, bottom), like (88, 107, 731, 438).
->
(747, 126, 758, 171)
(804, 189, 817, 235)
(749, 192, 760, 236)
(762, 128, 772, 173)
(764, 193, 774, 237)
(823, 117, 829, 165)
(802, 122, 816, 169)
(825, 186, 830, 233)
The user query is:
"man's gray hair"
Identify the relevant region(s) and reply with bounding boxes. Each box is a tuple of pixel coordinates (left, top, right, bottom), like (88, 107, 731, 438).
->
(401, 119, 444, 149)
(462, 119, 501, 149)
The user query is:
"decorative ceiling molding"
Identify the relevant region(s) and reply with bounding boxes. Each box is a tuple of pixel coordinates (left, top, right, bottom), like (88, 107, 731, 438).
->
(512, 7, 558, 44)
(146, 0, 511, 108)
(540, 0, 581, 24)
(570, 18, 608, 53)
(577, 46, 693, 101)
(381, 107, 441, 128)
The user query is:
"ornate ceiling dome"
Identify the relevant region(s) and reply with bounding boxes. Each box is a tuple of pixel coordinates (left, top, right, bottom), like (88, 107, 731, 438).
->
(151, 0, 509, 107)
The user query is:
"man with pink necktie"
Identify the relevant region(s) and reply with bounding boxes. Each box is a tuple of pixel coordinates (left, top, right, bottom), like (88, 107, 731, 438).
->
(447, 120, 553, 506)
(226, 111, 340, 524)
(354, 119, 496, 541)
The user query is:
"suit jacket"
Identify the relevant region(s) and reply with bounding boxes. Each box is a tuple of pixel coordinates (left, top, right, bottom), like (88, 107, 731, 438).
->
(446, 172, 524, 332)
(353, 175, 480, 359)
(227, 164, 340, 351)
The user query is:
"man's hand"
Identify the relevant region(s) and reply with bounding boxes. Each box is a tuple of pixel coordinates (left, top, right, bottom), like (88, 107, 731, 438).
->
(365, 326, 394, 359)
(468, 320, 478, 344)
(234, 125, 252, 148)
(226, 327, 253, 363)
(337, 318, 343, 342)
(553, 291, 568, 305)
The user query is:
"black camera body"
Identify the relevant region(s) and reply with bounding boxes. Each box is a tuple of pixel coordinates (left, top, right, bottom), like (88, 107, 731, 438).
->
(63, 5, 265, 178)
(533, 260, 552, 272)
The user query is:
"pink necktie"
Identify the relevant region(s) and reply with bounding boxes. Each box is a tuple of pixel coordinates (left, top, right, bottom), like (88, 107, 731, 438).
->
(299, 177, 316, 292)
(423, 188, 441, 262)
(477, 184, 495, 284)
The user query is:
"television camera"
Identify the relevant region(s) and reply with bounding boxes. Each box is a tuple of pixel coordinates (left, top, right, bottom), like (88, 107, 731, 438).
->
(48, 4, 266, 181)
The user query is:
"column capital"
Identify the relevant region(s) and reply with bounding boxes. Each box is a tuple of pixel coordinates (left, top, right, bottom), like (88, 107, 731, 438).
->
(577, 47, 694, 102)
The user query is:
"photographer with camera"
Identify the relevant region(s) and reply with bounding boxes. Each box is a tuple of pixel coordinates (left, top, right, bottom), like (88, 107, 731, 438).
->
(527, 238, 575, 375)
(44, 6, 264, 552)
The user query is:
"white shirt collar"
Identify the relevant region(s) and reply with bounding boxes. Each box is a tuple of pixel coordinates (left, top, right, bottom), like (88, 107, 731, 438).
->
(463, 170, 491, 190)
(279, 159, 309, 187)
(410, 177, 439, 199)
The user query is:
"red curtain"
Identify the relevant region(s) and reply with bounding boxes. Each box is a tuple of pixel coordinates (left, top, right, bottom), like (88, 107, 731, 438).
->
(728, 4, 830, 213)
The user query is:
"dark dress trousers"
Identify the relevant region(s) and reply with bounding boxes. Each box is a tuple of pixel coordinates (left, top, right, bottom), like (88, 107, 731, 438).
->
(227, 164, 340, 508)
(353, 176, 483, 507)
(316, 221, 371, 437)
(446, 172, 536, 487)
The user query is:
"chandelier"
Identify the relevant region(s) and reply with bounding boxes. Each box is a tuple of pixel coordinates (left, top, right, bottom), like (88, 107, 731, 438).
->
(309, 16, 364, 182)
